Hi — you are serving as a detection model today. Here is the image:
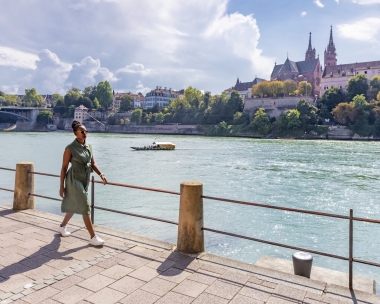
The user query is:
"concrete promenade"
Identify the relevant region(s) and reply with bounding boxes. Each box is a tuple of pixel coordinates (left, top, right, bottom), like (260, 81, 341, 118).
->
(1, 203, 379, 304)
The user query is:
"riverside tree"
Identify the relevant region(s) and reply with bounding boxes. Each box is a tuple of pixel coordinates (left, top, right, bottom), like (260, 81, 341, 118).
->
(296, 99, 318, 129)
(36, 110, 53, 123)
(346, 74, 369, 101)
(23, 88, 44, 107)
(119, 94, 133, 112)
(276, 109, 301, 130)
(250, 108, 271, 135)
(96, 81, 113, 110)
(131, 109, 142, 124)
(332, 103, 358, 125)
(297, 81, 312, 96)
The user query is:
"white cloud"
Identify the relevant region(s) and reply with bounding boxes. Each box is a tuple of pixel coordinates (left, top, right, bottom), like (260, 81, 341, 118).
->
(301, 12, 307, 17)
(335, 0, 339, 3)
(135, 81, 151, 95)
(352, 0, 380, 4)
(337, 17, 380, 42)
(0, 46, 38, 69)
(116, 63, 153, 76)
(313, 0, 325, 7)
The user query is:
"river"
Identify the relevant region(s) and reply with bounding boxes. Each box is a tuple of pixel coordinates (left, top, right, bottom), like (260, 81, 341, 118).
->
(1, 132, 380, 290)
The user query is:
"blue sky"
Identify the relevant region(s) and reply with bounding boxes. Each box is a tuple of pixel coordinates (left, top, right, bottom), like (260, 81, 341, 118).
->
(0, 0, 379, 95)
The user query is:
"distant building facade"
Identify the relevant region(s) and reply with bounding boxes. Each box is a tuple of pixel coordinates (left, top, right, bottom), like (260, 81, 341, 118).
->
(145, 86, 182, 108)
(271, 33, 322, 97)
(74, 105, 88, 123)
(320, 26, 380, 95)
(112, 92, 146, 109)
(226, 77, 266, 99)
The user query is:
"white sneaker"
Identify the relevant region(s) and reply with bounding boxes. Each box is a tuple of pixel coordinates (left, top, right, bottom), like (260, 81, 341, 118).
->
(58, 225, 70, 237)
(90, 235, 104, 246)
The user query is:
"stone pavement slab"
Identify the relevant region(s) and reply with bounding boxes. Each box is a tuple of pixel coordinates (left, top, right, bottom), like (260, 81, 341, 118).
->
(1, 203, 380, 304)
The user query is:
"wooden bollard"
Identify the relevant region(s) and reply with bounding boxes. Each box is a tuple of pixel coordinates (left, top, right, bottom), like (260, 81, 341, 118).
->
(177, 181, 204, 253)
(13, 162, 35, 210)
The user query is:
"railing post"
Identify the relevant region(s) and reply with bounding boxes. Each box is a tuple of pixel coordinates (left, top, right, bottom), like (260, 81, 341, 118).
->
(177, 181, 204, 254)
(13, 162, 34, 210)
(91, 175, 95, 224)
(349, 208, 353, 290)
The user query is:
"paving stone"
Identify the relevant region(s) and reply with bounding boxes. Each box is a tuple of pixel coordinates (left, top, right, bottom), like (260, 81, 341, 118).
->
(54, 274, 67, 281)
(128, 246, 162, 260)
(12, 299, 29, 304)
(204, 279, 241, 300)
(100, 264, 133, 280)
(32, 283, 47, 290)
(51, 285, 93, 304)
(43, 279, 57, 285)
(273, 283, 306, 303)
(51, 275, 83, 291)
(158, 267, 192, 284)
(77, 274, 115, 292)
(0, 298, 13, 304)
(22, 286, 60, 304)
(11, 288, 24, 294)
(238, 282, 272, 302)
(0, 293, 12, 300)
(96, 257, 123, 269)
(191, 292, 230, 304)
(18, 254, 51, 269)
(145, 258, 177, 273)
(108, 275, 145, 295)
(219, 270, 250, 286)
(174, 259, 202, 272)
(248, 275, 263, 285)
(140, 277, 177, 297)
(187, 269, 220, 285)
(42, 275, 54, 280)
(76, 265, 104, 279)
(34, 279, 44, 285)
(0, 261, 31, 276)
(267, 296, 299, 303)
(128, 266, 160, 282)
(21, 289, 34, 296)
(117, 254, 151, 269)
(172, 279, 208, 298)
(24, 265, 57, 281)
(154, 291, 194, 304)
(229, 293, 264, 304)
(160, 251, 189, 262)
(200, 263, 227, 275)
(84, 286, 125, 304)
(119, 289, 160, 304)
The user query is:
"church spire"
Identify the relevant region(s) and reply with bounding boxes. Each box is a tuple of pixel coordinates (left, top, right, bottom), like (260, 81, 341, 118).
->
(324, 26, 337, 67)
(305, 32, 316, 60)
(328, 25, 334, 47)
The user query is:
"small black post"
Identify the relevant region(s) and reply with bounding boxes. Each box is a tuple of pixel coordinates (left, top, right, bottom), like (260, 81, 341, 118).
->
(349, 209, 353, 290)
(91, 176, 95, 224)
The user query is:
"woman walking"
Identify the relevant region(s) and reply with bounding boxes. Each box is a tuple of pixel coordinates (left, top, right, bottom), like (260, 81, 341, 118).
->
(58, 120, 107, 246)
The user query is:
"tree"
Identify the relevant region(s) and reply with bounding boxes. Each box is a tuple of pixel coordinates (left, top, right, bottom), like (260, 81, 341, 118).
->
(252, 81, 270, 97)
(0, 90, 5, 97)
(36, 110, 53, 123)
(350, 94, 369, 111)
(64, 87, 82, 107)
(0, 94, 19, 106)
(268, 81, 284, 97)
(107, 113, 116, 125)
(346, 74, 369, 101)
(96, 81, 113, 109)
(184, 86, 202, 110)
(331, 103, 358, 125)
(51, 94, 64, 107)
(277, 109, 301, 130)
(283, 80, 297, 96)
(131, 109, 142, 124)
(119, 95, 133, 112)
(83, 86, 97, 101)
(232, 112, 249, 125)
(250, 108, 271, 135)
(93, 97, 100, 109)
(23, 88, 44, 107)
(298, 81, 312, 96)
(319, 86, 345, 112)
(296, 99, 318, 128)
(155, 112, 165, 124)
(369, 75, 380, 100)
(151, 103, 160, 113)
(67, 105, 76, 118)
(225, 91, 243, 120)
(76, 96, 93, 109)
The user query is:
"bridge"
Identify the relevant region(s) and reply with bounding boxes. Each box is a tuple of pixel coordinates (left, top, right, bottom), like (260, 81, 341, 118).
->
(0, 106, 52, 122)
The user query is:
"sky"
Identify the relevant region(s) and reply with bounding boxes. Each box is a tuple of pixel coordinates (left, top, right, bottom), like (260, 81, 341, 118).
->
(0, 0, 379, 96)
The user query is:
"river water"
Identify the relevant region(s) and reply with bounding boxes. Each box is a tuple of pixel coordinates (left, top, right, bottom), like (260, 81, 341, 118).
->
(1, 132, 380, 290)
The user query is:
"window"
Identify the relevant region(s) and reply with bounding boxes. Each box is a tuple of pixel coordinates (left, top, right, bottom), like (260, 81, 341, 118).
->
(364, 71, 367, 74)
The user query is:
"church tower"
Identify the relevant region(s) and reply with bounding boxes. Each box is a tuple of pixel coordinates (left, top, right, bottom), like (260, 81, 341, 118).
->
(324, 26, 337, 67)
(305, 32, 316, 61)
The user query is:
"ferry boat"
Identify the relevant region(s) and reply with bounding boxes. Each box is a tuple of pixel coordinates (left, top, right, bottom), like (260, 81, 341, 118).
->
(131, 142, 175, 150)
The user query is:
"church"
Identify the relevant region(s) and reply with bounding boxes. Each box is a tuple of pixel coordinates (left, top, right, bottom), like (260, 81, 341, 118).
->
(270, 33, 322, 97)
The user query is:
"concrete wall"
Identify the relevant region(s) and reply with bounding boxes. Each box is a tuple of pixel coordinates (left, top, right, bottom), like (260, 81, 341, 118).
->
(244, 96, 315, 118)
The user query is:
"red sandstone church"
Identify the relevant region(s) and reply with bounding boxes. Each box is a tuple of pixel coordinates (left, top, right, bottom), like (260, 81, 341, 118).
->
(270, 32, 322, 97)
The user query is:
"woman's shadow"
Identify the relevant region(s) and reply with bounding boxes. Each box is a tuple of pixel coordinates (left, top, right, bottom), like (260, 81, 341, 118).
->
(0, 233, 88, 283)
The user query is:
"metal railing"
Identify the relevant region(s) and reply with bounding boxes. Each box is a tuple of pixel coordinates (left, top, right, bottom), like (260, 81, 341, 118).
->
(1, 166, 380, 290)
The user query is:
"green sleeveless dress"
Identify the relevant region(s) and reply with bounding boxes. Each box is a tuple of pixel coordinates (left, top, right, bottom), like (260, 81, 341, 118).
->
(61, 139, 93, 215)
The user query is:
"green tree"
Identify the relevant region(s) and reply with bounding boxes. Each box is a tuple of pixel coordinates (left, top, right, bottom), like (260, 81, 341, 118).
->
(107, 113, 116, 125)
(119, 95, 133, 112)
(225, 91, 243, 121)
(296, 99, 318, 128)
(184, 86, 202, 110)
(277, 109, 301, 130)
(297, 81, 312, 96)
(319, 86, 345, 112)
(369, 75, 380, 100)
(93, 97, 100, 109)
(283, 79, 297, 96)
(51, 93, 64, 107)
(155, 112, 165, 124)
(151, 103, 160, 113)
(96, 81, 113, 109)
(332, 103, 358, 125)
(64, 87, 82, 107)
(23, 88, 44, 107)
(131, 109, 142, 124)
(250, 108, 271, 135)
(350, 94, 369, 111)
(76, 96, 93, 109)
(346, 74, 369, 101)
(0, 90, 5, 97)
(0, 94, 19, 106)
(36, 110, 53, 123)
(83, 86, 97, 101)
(67, 105, 76, 118)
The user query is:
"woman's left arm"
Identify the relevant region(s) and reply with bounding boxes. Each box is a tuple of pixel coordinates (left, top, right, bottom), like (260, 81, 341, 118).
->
(91, 155, 107, 185)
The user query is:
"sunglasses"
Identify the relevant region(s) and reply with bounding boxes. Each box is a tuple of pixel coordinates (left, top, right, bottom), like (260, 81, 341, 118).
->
(77, 130, 89, 134)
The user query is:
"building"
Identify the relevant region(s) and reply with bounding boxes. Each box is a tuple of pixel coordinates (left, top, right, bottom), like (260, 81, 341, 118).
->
(321, 26, 380, 95)
(112, 92, 146, 109)
(271, 33, 322, 97)
(145, 86, 181, 108)
(74, 105, 88, 123)
(227, 77, 266, 99)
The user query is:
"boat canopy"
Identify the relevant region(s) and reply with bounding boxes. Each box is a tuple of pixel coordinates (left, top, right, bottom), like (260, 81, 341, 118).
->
(153, 142, 174, 145)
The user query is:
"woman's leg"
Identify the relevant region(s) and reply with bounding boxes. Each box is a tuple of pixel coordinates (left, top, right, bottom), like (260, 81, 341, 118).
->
(82, 214, 95, 238)
(61, 213, 74, 227)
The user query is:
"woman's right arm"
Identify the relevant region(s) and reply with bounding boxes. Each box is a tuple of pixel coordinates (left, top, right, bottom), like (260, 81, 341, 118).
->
(59, 148, 72, 198)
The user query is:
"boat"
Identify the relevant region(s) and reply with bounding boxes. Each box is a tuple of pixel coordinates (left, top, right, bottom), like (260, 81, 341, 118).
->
(131, 142, 175, 150)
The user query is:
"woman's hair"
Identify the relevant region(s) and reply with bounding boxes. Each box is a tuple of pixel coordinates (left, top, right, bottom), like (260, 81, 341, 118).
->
(71, 120, 83, 132)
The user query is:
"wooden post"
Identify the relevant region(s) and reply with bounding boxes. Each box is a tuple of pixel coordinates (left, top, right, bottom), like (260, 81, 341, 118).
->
(13, 162, 34, 210)
(177, 181, 204, 253)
